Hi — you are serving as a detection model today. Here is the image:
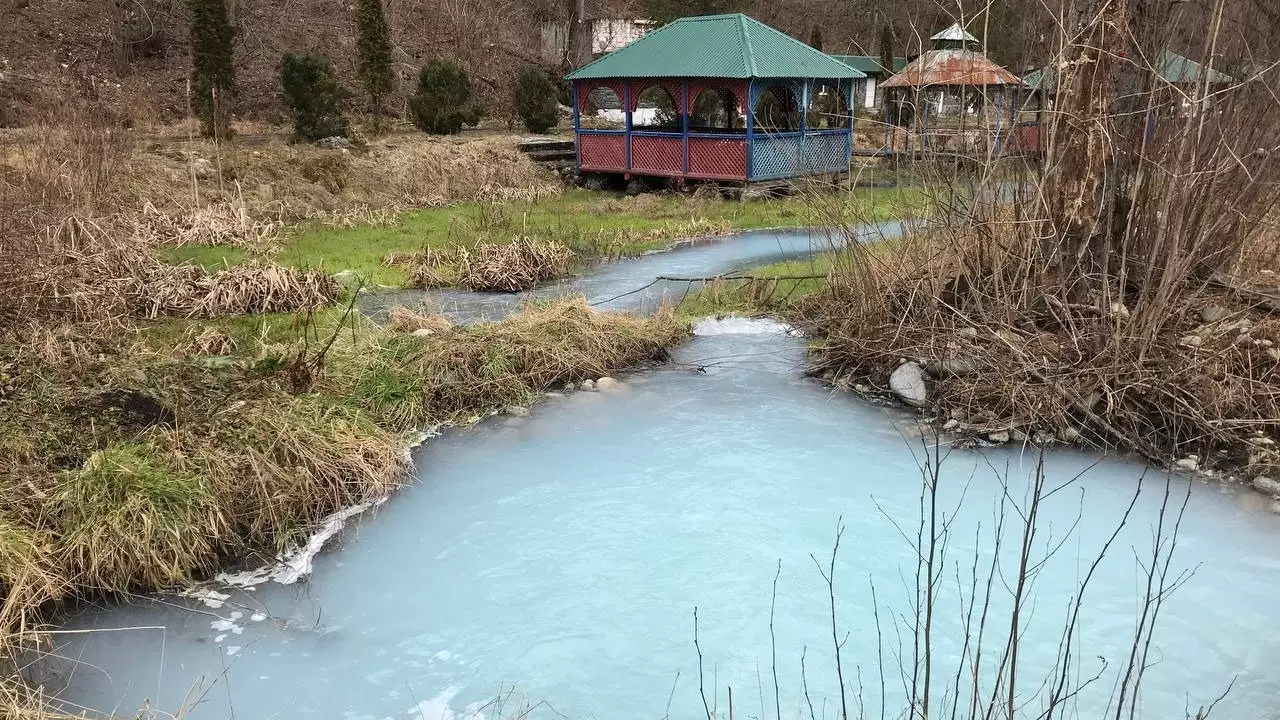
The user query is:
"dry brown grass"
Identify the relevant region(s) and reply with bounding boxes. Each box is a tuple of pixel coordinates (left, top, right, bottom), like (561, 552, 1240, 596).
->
(395, 238, 576, 293)
(386, 306, 455, 335)
(126, 134, 560, 222)
(796, 205, 1280, 474)
(456, 238, 575, 292)
(125, 261, 339, 319)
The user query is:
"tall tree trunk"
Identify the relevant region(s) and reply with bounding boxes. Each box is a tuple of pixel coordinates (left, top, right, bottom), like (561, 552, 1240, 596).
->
(566, 0, 590, 69)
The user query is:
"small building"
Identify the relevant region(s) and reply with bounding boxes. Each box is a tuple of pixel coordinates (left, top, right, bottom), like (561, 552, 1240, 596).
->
(1022, 50, 1234, 113)
(880, 23, 1024, 124)
(830, 55, 910, 109)
(541, 18, 655, 63)
(565, 13, 866, 183)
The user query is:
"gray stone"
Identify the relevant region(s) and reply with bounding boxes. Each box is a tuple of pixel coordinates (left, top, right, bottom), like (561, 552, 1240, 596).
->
(1270, 500, 1280, 516)
(1175, 456, 1199, 472)
(942, 418, 961, 431)
(191, 157, 216, 179)
(584, 174, 609, 191)
(316, 136, 354, 150)
(1010, 428, 1029, 443)
(562, 382, 576, 393)
(506, 406, 530, 417)
(1199, 305, 1229, 323)
(1178, 334, 1203, 348)
(888, 361, 929, 408)
(579, 379, 596, 391)
(625, 178, 646, 196)
(596, 376, 622, 391)
(1235, 334, 1254, 346)
(1252, 476, 1280, 496)
(987, 430, 1011, 444)
(924, 357, 979, 378)
(1032, 430, 1058, 445)
(334, 269, 361, 288)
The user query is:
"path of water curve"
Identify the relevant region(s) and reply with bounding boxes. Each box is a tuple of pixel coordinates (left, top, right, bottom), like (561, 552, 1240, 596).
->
(42, 226, 1280, 720)
(357, 220, 908, 323)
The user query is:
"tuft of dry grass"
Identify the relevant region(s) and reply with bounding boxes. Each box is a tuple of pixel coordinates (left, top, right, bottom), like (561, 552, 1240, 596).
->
(124, 260, 339, 319)
(455, 237, 575, 292)
(133, 202, 282, 251)
(386, 307, 454, 335)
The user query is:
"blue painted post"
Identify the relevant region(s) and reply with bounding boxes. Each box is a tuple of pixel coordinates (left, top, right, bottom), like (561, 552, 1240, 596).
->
(572, 82, 581, 173)
(624, 80, 632, 172)
(746, 79, 755, 181)
(681, 79, 690, 176)
(846, 79, 855, 171)
(799, 78, 809, 175)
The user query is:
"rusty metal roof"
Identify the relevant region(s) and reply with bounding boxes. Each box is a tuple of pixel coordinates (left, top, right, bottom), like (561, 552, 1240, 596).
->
(880, 48, 1024, 88)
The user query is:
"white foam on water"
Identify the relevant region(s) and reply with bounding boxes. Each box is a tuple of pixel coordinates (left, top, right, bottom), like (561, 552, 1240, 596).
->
(692, 316, 798, 336)
(215, 498, 387, 589)
(180, 588, 230, 609)
(405, 687, 487, 720)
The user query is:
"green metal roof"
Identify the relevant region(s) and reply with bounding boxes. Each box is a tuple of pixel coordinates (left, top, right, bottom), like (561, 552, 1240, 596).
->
(1023, 50, 1234, 90)
(565, 14, 865, 81)
(830, 55, 909, 76)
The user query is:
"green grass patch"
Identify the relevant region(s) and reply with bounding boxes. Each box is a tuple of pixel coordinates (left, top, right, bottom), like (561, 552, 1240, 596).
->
(165, 186, 925, 287)
(163, 244, 252, 270)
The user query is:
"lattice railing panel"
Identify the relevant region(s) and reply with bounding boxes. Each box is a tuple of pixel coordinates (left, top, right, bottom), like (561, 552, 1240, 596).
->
(688, 137, 747, 179)
(630, 135, 683, 175)
(803, 133, 848, 174)
(578, 133, 626, 171)
(751, 134, 804, 180)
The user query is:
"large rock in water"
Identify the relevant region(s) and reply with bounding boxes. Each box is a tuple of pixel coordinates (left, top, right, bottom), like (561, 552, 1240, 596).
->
(889, 362, 929, 408)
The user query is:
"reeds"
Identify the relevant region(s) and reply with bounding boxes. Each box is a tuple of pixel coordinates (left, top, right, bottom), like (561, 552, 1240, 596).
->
(125, 260, 339, 318)
(397, 238, 575, 292)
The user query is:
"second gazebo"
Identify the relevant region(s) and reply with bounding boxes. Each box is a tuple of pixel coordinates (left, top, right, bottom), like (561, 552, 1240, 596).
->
(566, 14, 866, 184)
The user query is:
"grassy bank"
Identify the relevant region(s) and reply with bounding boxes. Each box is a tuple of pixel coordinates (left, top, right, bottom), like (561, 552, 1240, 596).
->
(166, 186, 924, 286)
(1, 298, 688, 715)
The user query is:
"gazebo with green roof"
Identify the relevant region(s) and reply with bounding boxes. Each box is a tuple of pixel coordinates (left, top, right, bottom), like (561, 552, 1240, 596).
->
(565, 13, 866, 183)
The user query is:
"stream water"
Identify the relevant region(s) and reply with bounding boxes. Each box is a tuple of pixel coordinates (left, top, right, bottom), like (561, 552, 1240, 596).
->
(46, 228, 1280, 720)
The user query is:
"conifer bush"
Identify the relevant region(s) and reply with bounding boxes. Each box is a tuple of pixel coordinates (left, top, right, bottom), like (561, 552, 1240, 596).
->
(281, 53, 350, 142)
(186, 0, 236, 138)
(356, 0, 396, 111)
(513, 67, 560, 134)
(409, 59, 483, 135)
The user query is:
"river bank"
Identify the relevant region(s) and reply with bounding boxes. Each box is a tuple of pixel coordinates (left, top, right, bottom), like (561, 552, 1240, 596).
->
(42, 317, 1280, 720)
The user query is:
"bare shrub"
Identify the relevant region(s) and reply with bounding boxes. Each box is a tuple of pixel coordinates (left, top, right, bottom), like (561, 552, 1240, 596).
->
(798, 4, 1280, 472)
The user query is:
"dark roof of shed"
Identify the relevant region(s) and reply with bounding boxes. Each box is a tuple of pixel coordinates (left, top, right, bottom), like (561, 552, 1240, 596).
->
(1023, 50, 1235, 90)
(565, 14, 865, 80)
(881, 48, 1024, 88)
(830, 55, 909, 76)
